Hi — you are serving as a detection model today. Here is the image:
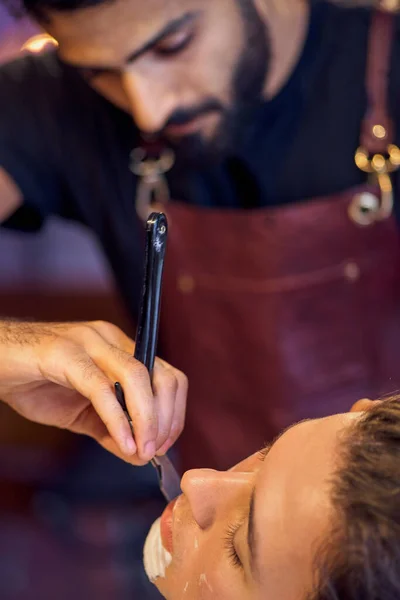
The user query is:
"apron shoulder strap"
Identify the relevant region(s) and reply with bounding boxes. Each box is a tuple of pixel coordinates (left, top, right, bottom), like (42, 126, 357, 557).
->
(360, 6, 397, 154)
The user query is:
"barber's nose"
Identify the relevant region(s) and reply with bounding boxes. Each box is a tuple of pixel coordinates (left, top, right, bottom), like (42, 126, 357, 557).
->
(122, 71, 177, 134)
(180, 469, 253, 530)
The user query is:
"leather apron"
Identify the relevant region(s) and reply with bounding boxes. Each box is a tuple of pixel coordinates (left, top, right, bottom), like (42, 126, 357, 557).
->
(140, 10, 400, 472)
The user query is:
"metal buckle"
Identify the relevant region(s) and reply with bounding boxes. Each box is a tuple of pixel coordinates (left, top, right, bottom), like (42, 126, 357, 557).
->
(349, 142, 400, 226)
(130, 148, 175, 222)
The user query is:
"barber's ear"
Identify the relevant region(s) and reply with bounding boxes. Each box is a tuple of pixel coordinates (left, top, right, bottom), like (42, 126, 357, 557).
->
(350, 398, 382, 413)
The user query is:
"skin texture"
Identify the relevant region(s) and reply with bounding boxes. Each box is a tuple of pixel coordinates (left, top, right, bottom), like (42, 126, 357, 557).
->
(0, 320, 187, 463)
(153, 400, 378, 600)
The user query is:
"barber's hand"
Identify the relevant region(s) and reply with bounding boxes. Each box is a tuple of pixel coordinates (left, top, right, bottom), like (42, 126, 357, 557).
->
(0, 320, 188, 465)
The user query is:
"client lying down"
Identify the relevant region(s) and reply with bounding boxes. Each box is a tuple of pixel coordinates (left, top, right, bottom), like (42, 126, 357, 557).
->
(144, 397, 400, 599)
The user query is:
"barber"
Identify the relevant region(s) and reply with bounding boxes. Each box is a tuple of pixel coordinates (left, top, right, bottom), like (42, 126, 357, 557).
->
(1, 0, 400, 472)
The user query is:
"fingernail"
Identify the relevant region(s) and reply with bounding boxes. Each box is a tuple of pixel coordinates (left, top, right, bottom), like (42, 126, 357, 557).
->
(156, 439, 172, 456)
(124, 436, 137, 456)
(143, 441, 156, 461)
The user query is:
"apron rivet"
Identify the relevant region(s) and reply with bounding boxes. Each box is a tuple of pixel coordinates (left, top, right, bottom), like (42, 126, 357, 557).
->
(344, 262, 361, 282)
(348, 192, 380, 226)
(372, 124, 387, 140)
(178, 275, 195, 294)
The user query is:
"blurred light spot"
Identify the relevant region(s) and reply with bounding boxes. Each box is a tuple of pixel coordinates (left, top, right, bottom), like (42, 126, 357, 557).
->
(21, 34, 58, 54)
(372, 124, 387, 140)
(380, 0, 400, 12)
(178, 274, 195, 294)
(344, 262, 360, 283)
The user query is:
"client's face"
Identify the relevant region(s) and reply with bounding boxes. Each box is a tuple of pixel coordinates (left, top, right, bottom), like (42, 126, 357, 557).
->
(144, 400, 375, 599)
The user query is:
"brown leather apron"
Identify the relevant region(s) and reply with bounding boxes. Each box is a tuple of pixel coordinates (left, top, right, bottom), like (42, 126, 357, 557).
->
(154, 10, 400, 471)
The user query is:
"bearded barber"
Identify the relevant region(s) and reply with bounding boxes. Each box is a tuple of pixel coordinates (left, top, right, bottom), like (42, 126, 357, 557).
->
(1, 0, 400, 472)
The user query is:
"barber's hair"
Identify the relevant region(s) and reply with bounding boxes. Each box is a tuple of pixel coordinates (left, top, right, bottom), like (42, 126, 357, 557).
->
(6, 0, 381, 22)
(4, 0, 258, 21)
(5, 0, 106, 20)
(310, 397, 400, 600)
(4, 0, 255, 21)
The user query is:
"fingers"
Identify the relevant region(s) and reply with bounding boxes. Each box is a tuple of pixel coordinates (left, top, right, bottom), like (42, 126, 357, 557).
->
(82, 327, 188, 461)
(116, 360, 158, 461)
(154, 360, 188, 456)
(38, 321, 188, 465)
(88, 320, 135, 355)
(58, 342, 137, 457)
(153, 363, 177, 452)
(71, 405, 149, 466)
(80, 329, 158, 462)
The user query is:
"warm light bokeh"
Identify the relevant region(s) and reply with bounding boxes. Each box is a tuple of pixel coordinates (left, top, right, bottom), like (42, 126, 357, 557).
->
(21, 33, 58, 53)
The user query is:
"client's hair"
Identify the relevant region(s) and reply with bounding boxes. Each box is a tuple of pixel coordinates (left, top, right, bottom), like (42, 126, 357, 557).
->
(310, 397, 400, 600)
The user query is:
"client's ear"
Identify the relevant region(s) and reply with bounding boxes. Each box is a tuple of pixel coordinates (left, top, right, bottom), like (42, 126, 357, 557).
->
(350, 398, 382, 413)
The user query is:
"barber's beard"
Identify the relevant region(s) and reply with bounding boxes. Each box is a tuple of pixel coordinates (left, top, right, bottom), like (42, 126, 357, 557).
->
(164, 0, 270, 168)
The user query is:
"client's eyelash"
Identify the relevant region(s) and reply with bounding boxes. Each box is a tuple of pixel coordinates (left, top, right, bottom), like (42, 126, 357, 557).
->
(258, 444, 271, 462)
(224, 521, 243, 569)
(225, 448, 270, 570)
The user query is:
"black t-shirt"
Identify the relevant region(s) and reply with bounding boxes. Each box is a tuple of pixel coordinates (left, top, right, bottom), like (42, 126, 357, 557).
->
(1, 1, 400, 316)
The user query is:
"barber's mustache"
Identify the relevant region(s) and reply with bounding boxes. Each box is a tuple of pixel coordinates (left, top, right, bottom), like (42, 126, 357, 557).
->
(162, 100, 223, 132)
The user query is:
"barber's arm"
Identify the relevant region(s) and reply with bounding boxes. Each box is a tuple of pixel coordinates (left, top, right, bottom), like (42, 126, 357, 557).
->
(0, 319, 188, 464)
(0, 62, 188, 464)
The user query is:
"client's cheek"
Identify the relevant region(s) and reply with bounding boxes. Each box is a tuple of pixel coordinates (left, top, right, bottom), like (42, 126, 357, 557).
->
(154, 545, 206, 599)
(179, 552, 244, 599)
(166, 556, 217, 598)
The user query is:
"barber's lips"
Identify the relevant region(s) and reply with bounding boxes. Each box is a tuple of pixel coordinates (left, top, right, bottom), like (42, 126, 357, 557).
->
(165, 121, 200, 137)
(160, 497, 178, 554)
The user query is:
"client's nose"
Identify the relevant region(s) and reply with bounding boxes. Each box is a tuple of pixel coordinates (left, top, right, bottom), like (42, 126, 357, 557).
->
(350, 398, 382, 413)
(180, 469, 253, 530)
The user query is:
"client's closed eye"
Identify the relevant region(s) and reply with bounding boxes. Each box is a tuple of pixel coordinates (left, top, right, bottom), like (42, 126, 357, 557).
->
(224, 519, 245, 569)
(258, 444, 271, 462)
(225, 446, 270, 570)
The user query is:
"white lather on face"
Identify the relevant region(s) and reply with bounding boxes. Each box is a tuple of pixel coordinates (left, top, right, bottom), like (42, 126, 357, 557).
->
(144, 518, 173, 582)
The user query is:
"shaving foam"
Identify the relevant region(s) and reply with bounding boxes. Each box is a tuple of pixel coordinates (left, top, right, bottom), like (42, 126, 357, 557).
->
(143, 518, 172, 582)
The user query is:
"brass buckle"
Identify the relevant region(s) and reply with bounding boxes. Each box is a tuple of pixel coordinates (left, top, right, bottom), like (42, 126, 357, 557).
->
(349, 143, 400, 226)
(130, 148, 175, 222)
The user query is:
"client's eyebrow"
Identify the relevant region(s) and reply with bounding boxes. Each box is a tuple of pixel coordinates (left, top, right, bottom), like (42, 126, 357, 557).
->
(247, 419, 311, 581)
